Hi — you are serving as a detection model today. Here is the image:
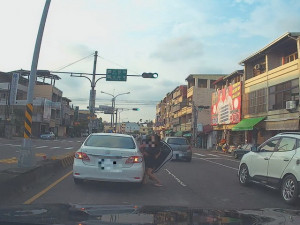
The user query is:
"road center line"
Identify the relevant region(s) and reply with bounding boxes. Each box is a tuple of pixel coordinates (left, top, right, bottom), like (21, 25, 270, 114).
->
(51, 147, 60, 149)
(23, 170, 73, 204)
(165, 169, 187, 187)
(193, 157, 239, 171)
(64, 147, 74, 150)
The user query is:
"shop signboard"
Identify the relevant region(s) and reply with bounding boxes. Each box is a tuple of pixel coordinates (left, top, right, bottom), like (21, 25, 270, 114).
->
(43, 99, 52, 122)
(211, 82, 241, 125)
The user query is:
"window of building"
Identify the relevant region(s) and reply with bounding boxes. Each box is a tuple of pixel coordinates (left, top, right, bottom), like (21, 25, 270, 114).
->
(198, 79, 207, 88)
(282, 52, 298, 65)
(210, 80, 216, 89)
(268, 79, 299, 110)
(248, 88, 267, 114)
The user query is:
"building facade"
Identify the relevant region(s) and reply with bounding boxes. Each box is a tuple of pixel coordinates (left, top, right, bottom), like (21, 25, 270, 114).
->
(212, 70, 244, 147)
(233, 32, 300, 145)
(186, 74, 224, 148)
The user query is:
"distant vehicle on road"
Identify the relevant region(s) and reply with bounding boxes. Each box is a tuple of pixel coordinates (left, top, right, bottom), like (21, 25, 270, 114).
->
(40, 132, 55, 140)
(164, 137, 192, 162)
(73, 133, 145, 184)
(81, 132, 89, 137)
(233, 144, 254, 159)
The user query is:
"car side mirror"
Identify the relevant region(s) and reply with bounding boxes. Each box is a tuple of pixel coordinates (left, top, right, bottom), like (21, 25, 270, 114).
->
(251, 146, 258, 152)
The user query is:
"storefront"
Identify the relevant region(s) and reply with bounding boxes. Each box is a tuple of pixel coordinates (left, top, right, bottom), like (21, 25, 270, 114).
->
(232, 116, 265, 145)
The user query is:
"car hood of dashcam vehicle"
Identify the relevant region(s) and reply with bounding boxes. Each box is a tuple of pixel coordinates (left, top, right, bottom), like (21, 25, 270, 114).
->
(0, 204, 299, 225)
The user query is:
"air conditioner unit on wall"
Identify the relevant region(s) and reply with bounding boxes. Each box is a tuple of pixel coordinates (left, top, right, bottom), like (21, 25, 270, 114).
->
(254, 64, 261, 70)
(286, 100, 296, 110)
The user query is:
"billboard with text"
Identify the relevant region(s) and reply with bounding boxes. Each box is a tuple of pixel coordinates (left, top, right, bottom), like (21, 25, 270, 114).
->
(211, 82, 241, 125)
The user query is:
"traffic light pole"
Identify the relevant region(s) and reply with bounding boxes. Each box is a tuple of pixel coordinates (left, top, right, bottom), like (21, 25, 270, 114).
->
(89, 51, 98, 134)
(19, 0, 51, 168)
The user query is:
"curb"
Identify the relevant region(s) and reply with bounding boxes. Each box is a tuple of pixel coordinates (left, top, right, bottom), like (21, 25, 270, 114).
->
(0, 152, 74, 202)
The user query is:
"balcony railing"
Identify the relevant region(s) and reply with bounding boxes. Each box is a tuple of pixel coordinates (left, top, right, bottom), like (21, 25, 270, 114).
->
(187, 86, 194, 98)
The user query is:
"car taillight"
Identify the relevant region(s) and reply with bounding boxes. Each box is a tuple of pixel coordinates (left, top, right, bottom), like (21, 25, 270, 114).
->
(125, 156, 143, 164)
(75, 152, 90, 161)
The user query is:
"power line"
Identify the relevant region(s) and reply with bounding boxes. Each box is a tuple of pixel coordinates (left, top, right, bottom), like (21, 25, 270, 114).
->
(53, 53, 94, 71)
(98, 56, 140, 74)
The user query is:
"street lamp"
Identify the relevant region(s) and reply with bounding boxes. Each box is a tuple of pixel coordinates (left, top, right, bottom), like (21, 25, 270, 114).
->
(100, 91, 130, 129)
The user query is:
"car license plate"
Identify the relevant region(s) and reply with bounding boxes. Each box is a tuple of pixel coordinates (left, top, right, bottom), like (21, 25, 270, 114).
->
(98, 159, 122, 172)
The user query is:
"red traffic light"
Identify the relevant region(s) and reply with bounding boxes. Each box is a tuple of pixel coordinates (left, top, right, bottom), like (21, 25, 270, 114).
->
(142, 73, 158, 78)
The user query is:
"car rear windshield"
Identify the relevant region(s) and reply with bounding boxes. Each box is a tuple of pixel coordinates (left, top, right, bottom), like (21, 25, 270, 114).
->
(85, 135, 136, 149)
(167, 138, 188, 145)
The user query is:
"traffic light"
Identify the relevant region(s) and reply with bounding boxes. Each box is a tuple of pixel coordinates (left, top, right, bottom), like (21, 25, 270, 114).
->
(142, 72, 158, 78)
(132, 108, 140, 111)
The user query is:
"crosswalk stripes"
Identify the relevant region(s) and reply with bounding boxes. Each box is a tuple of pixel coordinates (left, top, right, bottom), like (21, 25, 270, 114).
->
(207, 154, 220, 157)
(35, 146, 48, 149)
(194, 153, 205, 157)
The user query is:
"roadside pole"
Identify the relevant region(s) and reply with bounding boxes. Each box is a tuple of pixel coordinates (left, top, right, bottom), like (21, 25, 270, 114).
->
(19, 0, 51, 168)
(89, 51, 98, 134)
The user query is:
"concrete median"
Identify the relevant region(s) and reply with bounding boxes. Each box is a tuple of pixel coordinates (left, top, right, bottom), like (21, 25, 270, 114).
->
(0, 152, 74, 202)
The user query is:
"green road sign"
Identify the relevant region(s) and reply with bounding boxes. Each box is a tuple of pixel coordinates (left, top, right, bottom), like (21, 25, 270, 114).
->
(106, 69, 127, 81)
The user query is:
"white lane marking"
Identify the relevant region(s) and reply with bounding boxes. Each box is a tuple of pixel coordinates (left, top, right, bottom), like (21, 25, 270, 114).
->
(165, 169, 187, 187)
(64, 147, 74, 150)
(68, 141, 73, 143)
(193, 157, 239, 171)
(35, 146, 48, 149)
(11, 144, 21, 147)
(51, 147, 60, 149)
(207, 154, 219, 157)
(207, 158, 240, 163)
(194, 153, 205, 157)
(4, 144, 12, 146)
(77, 141, 82, 143)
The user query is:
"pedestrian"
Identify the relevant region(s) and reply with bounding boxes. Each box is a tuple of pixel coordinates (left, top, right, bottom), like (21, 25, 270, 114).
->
(142, 134, 163, 187)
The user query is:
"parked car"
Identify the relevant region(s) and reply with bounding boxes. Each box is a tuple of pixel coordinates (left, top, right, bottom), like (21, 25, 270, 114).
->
(40, 131, 55, 140)
(73, 133, 145, 184)
(164, 137, 192, 162)
(238, 132, 300, 204)
(81, 132, 89, 137)
(233, 144, 254, 159)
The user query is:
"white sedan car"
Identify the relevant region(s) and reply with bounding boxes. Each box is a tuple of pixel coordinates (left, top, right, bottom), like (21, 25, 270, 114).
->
(73, 133, 145, 184)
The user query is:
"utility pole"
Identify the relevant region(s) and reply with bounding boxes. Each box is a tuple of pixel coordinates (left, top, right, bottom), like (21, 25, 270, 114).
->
(89, 51, 98, 134)
(19, 0, 51, 167)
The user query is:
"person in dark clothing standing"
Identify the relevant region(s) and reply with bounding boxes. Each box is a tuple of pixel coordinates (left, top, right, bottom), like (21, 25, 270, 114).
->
(141, 134, 163, 187)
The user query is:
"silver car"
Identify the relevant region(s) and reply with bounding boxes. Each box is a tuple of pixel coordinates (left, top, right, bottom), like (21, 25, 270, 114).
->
(73, 133, 145, 184)
(164, 137, 192, 162)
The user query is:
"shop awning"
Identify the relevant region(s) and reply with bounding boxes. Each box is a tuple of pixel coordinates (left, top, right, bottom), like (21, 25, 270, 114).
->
(183, 133, 192, 137)
(232, 117, 265, 131)
(174, 131, 183, 137)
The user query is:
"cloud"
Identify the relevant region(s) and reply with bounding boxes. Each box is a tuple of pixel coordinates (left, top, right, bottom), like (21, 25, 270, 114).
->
(150, 36, 203, 62)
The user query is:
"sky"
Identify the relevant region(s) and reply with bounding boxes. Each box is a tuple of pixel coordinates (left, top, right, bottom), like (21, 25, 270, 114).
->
(1, 0, 300, 123)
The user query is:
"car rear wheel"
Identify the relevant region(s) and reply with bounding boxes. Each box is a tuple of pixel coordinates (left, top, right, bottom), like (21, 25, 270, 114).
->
(281, 175, 298, 205)
(239, 164, 250, 186)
